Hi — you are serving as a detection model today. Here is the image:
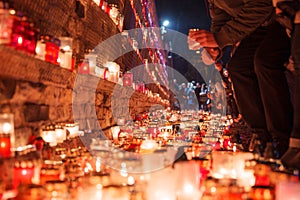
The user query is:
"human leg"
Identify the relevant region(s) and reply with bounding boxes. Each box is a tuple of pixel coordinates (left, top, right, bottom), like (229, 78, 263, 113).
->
(227, 27, 272, 147)
(254, 21, 293, 158)
(282, 13, 300, 168)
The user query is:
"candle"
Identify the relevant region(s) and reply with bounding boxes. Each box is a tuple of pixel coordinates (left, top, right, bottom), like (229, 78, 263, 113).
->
(0, 113, 14, 158)
(35, 36, 46, 60)
(0, 8, 13, 45)
(58, 37, 73, 70)
(276, 182, 300, 200)
(123, 72, 133, 86)
(55, 125, 66, 143)
(41, 125, 57, 147)
(13, 161, 35, 189)
(78, 59, 90, 74)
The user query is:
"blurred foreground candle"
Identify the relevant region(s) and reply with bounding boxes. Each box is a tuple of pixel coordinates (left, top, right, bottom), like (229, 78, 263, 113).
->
(276, 182, 300, 200)
(174, 161, 203, 200)
(212, 151, 253, 179)
(140, 140, 158, 152)
(0, 113, 14, 158)
(13, 160, 35, 189)
(146, 167, 176, 200)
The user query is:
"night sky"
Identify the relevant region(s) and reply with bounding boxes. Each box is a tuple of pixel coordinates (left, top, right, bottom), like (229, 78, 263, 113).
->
(154, 0, 212, 83)
(154, 0, 211, 34)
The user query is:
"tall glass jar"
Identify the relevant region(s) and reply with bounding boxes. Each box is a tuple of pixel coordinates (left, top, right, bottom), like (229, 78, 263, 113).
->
(0, 113, 14, 158)
(0, 3, 13, 44)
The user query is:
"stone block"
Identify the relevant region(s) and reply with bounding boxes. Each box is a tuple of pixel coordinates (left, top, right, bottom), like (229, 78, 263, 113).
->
(24, 103, 49, 122)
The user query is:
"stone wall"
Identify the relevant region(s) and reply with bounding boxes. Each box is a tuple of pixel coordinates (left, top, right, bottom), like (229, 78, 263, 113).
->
(0, 0, 168, 146)
(0, 46, 166, 146)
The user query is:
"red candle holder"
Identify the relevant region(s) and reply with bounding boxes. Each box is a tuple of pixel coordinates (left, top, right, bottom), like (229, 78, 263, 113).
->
(10, 14, 24, 50)
(13, 161, 35, 189)
(123, 71, 133, 86)
(78, 59, 90, 74)
(0, 134, 11, 158)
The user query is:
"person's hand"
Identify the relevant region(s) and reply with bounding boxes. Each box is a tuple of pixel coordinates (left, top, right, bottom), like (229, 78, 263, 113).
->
(187, 36, 201, 50)
(188, 29, 218, 48)
(201, 49, 215, 65)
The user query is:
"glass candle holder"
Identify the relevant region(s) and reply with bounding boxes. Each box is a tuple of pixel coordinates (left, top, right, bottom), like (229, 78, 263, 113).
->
(41, 125, 57, 147)
(0, 113, 14, 158)
(85, 53, 97, 75)
(10, 14, 25, 50)
(78, 59, 90, 74)
(0, 8, 14, 44)
(58, 37, 73, 70)
(55, 124, 66, 143)
(13, 160, 35, 189)
(45, 180, 69, 199)
(35, 35, 46, 60)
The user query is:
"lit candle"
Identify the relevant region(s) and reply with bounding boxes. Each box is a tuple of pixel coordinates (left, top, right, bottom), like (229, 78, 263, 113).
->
(58, 48, 72, 70)
(123, 72, 133, 86)
(78, 59, 90, 74)
(85, 53, 97, 74)
(105, 61, 120, 83)
(0, 113, 14, 158)
(55, 125, 66, 143)
(0, 135, 11, 158)
(13, 161, 35, 189)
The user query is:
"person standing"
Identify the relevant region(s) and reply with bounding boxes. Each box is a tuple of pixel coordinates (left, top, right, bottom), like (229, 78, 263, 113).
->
(275, 0, 300, 168)
(194, 82, 202, 110)
(188, 0, 293, 158)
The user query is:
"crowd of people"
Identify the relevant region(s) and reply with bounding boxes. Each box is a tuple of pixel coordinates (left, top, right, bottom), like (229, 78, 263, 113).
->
(170, 76, 239, 120)
(185, 0, 300, 168)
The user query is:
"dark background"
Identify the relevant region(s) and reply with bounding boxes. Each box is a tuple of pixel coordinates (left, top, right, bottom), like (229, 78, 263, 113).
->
(154, 0, 211, 34)
(154, 0, 212, 83)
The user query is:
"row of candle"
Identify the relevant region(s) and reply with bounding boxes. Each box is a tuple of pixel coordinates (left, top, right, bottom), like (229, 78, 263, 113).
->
(0, 1, 75, 71)
(92, 0, 124, 31)
(0, 4, 36, 54)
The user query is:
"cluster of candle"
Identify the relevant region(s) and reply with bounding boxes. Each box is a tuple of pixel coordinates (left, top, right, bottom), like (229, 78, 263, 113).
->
(1, 109, 300, 199)
(40, 123, 81, 147)
(0, 3, 36, 54)
(92, 0, 124, 31)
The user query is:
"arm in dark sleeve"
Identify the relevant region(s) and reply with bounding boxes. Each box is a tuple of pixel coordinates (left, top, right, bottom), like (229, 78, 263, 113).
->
(211, 0, 274, 49)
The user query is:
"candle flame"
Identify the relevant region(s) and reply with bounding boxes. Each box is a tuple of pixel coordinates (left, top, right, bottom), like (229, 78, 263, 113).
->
(0, 141, 6, 148)
(17, 36, 23, 45)
(21, 169, 27, 176)
(3, 122, 12, 133)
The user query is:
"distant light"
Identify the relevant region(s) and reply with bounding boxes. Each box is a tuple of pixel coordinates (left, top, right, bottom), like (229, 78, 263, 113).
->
(162, 20, 170, 27)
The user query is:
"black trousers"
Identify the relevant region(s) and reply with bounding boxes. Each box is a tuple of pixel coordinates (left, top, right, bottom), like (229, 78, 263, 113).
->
(291, 24, 300, 139)
(227, 21, 293, 144)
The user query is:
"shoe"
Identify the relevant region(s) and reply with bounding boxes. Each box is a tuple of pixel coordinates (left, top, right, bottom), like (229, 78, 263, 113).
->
(281, 147, 300, 169)
(248, 133, 259, 152)
(248, 133, 266, 157)
(272, 139, 289, 159)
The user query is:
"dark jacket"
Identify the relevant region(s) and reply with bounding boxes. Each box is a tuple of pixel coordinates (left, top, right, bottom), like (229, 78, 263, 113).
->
(208, 0, 274, 49)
